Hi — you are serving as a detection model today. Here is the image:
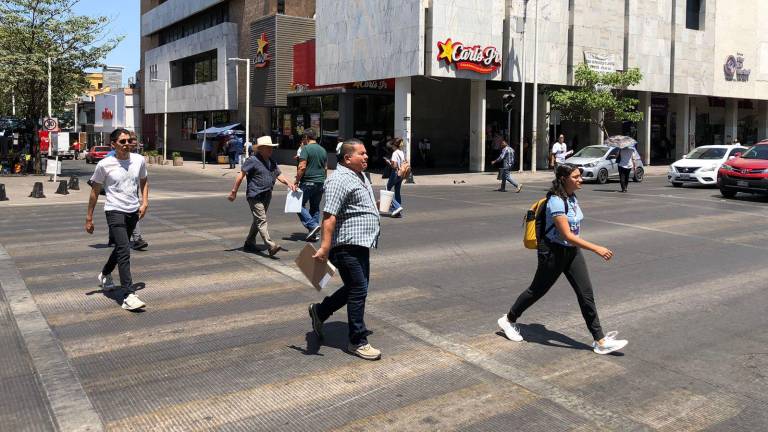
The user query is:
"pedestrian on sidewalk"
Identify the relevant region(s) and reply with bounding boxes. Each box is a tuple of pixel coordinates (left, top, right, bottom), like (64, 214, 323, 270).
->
(491, 137, 523, 192)
(497, 163, 628, 355)
(386, 138, 407, 217)
(228, 136, 296, 256)
(550, 134, 573, 169)
(295, 129, 327, 242)
(616, 145, 639, 193)
(85, 128, 148, 311)
(308, 139, 382, 361)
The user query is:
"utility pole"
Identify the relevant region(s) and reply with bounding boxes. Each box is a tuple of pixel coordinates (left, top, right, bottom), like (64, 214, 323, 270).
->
(518, 1, 528, 172)
(530, 0, 539, 173)
(47, 57, 52, 118)
(151, 78, 169, 162)
(228, 58, 252, 157)
(11, 91, 15, 116)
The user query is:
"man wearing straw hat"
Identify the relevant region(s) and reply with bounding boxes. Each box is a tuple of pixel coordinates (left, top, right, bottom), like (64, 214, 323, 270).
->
(228, 136, 296, 256)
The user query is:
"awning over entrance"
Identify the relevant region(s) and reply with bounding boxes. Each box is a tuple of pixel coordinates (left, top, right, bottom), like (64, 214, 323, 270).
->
(196, 123, 243, 136)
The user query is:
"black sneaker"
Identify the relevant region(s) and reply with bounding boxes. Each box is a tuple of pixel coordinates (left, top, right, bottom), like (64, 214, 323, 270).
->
(243, 242, 259, 253)
(308, 303, 324, 338)
(132, 238, 149, 251)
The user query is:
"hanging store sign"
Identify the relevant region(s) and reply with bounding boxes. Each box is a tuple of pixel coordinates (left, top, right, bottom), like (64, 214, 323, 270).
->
(254, 33, 271, 68)
(584, 51, 617, 73)
(436, 38, 501, 74)
(723, 53, 750, 81)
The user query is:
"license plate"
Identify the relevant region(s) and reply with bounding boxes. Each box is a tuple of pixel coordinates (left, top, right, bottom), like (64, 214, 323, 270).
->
(737, 180, 749, 187)
(679, 173, 690, 179)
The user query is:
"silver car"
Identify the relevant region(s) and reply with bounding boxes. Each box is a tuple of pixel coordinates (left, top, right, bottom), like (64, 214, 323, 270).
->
(565, 145, 645, 184)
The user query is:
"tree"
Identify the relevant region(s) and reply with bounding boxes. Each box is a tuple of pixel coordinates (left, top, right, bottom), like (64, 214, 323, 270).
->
(0, 0, 122, 123)
(549, 63, 643, 138)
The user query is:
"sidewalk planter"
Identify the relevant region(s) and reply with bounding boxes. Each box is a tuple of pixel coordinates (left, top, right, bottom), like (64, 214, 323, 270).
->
(173, 157, 183, 166)
(217, 155, 228, 164)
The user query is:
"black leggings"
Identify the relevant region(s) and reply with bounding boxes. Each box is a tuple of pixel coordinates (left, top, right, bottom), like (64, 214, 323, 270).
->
(102, 211, 138, 296)
(508, 243, 605, 340)
(618, 166, 631, 191)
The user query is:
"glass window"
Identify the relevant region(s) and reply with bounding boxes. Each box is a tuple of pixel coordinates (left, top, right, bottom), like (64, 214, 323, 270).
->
(686, 0, 703, 30)
(687, 147, 726, 159)
(742, 145, 768, 160)
(171, 50, 217, 87)
(277, 0, 285, 14)
(573, 146, 609, 158)
(159, 3, 229, 46)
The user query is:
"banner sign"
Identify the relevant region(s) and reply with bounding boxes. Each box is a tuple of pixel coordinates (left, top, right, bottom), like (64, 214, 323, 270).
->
(584, 51, 617, 73)
(436, 38, 501, 74)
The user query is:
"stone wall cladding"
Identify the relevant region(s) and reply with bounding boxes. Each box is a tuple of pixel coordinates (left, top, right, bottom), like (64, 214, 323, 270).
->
(142, 0, 227, 37)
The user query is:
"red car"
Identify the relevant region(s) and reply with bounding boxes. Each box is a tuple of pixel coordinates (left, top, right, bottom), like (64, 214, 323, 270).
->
(86, 146, 111, 164)
(717, 142, 768, 198)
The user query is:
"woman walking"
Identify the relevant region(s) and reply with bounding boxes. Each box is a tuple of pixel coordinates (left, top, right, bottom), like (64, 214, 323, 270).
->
(497, 164, 628, 355)
(386, 138, 406, 217)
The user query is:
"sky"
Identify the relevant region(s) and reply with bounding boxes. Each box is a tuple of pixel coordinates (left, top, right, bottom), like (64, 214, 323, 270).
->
(72, 0, 140, 86)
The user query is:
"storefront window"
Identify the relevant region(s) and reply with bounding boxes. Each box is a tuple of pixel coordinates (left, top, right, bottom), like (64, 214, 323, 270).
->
(353, 94, 394, 156)
(283, 94, 341, 151)
(180, 111, 230, 140)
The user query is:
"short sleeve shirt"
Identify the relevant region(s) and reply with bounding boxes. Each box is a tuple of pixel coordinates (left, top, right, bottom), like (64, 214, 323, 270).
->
(552, 142, 568, 164)
(391, 149, 405, 168)
(299, 142, 328, 183)
(89, 153, 147, 213)
(323, 164, 381, 249)
(618, 147, 638, 169)
(241, 154, 281, 198)
(545, 195, 583, 247)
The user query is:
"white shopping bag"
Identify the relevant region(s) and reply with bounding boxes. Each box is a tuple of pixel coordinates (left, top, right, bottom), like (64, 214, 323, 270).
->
(284, 189, 304, 213)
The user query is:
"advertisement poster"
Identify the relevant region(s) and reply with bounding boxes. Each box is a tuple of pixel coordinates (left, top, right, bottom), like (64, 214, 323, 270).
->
(295, 115, 305, 136)
(310, 113, 320, 136)
(283, 114, 292, 136)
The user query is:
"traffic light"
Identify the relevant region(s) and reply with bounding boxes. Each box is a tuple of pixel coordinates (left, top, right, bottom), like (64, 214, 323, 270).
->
(502, 93, 516, 111)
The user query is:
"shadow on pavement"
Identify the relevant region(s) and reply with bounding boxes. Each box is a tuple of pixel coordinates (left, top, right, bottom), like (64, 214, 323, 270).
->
(495, 323, 594, 352)
(85, 282, 147, 312)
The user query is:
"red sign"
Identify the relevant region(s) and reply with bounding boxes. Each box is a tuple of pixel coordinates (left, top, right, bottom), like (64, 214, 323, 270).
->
(254, 33, 270, 68)
(436, 38, 501, 74)
(101, 108, 113, 120)
(38, 130, 50, 152)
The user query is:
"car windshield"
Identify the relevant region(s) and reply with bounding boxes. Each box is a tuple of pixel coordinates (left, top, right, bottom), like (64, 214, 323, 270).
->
(686, 148, 726, 159)
(572, 146, 607, 158)
(741, 145, 768, 160)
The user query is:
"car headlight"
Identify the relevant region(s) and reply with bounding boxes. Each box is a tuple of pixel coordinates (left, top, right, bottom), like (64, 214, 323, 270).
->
(720, 164, 734, 171)
(699, 163, 719, 172)
(583, 162, 596, 168)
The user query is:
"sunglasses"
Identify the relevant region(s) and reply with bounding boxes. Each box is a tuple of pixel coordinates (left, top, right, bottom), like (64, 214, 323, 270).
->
(115, 139, 137, 145)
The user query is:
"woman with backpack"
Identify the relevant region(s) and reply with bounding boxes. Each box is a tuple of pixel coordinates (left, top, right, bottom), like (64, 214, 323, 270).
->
(386, 138, 408, 218)
(498, 163, 628, 355)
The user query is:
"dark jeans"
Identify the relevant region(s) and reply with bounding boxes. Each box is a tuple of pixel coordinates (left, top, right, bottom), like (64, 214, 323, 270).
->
(387, 171, 403, 211)
(228, 152, 238, 169)
(298, 182, 323, 230)
(618, 166, 631, 191)
(316, 246, 370, 345)
(102, 211, 139, 296)
(507, 242, 605, 341)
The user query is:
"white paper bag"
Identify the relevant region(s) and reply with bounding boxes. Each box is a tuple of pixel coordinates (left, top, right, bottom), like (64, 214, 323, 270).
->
(284, 189, 304, 213)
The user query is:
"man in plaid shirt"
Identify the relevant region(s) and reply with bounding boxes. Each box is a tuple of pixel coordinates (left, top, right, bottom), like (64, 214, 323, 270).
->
(492, 137, 523, 192)
(308, 138, 382, 360)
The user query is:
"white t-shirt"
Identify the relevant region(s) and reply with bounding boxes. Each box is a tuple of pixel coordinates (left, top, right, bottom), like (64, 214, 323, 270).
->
(90, 153, 147, 213)
(618, 147, 639, 169)
(552, 142, 569, 164)
(391, 149, 405, 167)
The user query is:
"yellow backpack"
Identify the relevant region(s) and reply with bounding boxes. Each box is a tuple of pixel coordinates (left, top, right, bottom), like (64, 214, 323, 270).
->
(523, 194, 566, 250)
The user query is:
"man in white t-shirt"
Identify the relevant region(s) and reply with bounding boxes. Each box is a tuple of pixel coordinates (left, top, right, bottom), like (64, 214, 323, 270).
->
(85, 128, 149, 311)
(550, 134, 573, 169)
(616, 146, 639, 193)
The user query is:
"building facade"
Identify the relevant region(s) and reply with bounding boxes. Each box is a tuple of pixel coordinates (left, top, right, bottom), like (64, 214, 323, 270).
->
(315, 0, 768, 171)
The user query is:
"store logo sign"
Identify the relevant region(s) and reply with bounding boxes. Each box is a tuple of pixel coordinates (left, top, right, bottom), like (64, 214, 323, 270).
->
(436, 38, 501, 74)
(101, 108, 113, 120)
(351, 80, 389, 90)
(254, 33, 270, 68)
(724, 53, 750, 81)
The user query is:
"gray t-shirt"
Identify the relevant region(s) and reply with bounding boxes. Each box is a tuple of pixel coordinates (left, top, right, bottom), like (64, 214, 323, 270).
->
(89, 153, 147, 213)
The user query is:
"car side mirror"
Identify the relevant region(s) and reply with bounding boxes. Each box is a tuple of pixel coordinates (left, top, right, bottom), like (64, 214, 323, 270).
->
(607, 154, 616, 160)
(682, 155, 688, 159)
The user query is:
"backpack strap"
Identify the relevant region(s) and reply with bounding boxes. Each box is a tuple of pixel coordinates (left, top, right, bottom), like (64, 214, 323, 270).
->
(541, 193, 569, 236)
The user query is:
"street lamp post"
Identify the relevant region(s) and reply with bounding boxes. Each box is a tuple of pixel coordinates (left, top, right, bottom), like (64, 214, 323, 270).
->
(151, 78, 169, 162)
(228, 57, 251, 157)
(530, 0, 539, 173)
(518, 1, 528, 172)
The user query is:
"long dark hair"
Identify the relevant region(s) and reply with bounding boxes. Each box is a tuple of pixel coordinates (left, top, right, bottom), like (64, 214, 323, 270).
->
(549, 163, 580, 201)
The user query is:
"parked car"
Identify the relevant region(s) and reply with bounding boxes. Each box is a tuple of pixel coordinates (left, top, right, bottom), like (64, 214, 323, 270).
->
(717, 142, 768, 198)
(668, 145, 748, 187)
(565, 145, 644, 184)
(85, 146, 111, 164)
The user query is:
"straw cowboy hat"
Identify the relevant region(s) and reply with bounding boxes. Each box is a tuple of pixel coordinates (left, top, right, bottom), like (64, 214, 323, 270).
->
(255, 135, 279, 147)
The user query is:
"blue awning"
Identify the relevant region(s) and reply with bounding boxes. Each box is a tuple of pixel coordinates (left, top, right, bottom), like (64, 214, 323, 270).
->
(196, 123, 243, 136)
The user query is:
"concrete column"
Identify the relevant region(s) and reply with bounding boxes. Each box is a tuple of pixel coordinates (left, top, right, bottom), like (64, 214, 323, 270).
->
(338, 92, 354, 141)
(757, 100, 768, 140)
(688, 101, 697, 151)
(725, 98, 738, 144)
(638, 91, 652, 165)
(536, 93, 549, 171)
(590, 110, 605, 145)
(469, 80, 487, 172)
(395, 77, 413, 162)
(674, 94, 690, 160)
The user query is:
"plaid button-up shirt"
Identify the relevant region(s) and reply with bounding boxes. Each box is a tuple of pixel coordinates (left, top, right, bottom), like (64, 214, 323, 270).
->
(323, 164, 381, 249)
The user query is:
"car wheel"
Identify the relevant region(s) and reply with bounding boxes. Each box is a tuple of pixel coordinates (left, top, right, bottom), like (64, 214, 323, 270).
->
(672, 182, 683, 188)
(633, 167, 644, 182)
(720, 187, 737, 198)
(597, 168, 609, 184)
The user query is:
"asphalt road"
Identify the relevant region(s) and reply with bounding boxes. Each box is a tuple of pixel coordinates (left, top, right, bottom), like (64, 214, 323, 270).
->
(1, 159, 767, 431)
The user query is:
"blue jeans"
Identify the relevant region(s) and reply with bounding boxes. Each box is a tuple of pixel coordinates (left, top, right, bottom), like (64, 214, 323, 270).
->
(499, 168, 519, 190)
(298, 182, 323, 230)
(316, 246, 370, 345)
(228, 152, 238, 169)
(387, 171, 403, 211)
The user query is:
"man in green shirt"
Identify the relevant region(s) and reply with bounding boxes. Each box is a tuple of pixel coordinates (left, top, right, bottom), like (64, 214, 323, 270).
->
(295, 129, 328, 241)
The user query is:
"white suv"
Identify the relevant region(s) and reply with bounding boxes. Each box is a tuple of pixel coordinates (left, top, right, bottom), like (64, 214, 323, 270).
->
(668, 145, 748, 187)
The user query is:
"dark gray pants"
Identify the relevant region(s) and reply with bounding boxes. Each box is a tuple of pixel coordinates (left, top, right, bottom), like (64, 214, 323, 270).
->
(102, 211, 139, 296)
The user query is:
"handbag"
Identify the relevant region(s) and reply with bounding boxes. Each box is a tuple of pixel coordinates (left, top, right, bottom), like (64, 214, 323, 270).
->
(397, 160, 411, 178)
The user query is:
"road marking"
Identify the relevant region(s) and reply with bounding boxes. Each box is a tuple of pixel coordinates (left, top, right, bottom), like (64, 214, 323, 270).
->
(0, 243, 104, 432)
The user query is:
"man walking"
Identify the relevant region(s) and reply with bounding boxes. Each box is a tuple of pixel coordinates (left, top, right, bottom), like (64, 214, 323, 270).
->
(308, 139, 382, 360)
(85, 128, 148, 311)
(295, 129, 327, 242)
(551, 134, 573, 169)
(228, 136, 296, 256)
(616, 145, 639, 193)
(491, 137, 523, 192)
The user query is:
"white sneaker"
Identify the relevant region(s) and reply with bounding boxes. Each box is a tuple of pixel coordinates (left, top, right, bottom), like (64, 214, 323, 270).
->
(97, 273, 116, 291)
(347, 342, 381, 360)
(121, 293, 146, 311)
(592, 331, 628, 355)
(497, 315, 523, 342)
(391, 207, 403, 217)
